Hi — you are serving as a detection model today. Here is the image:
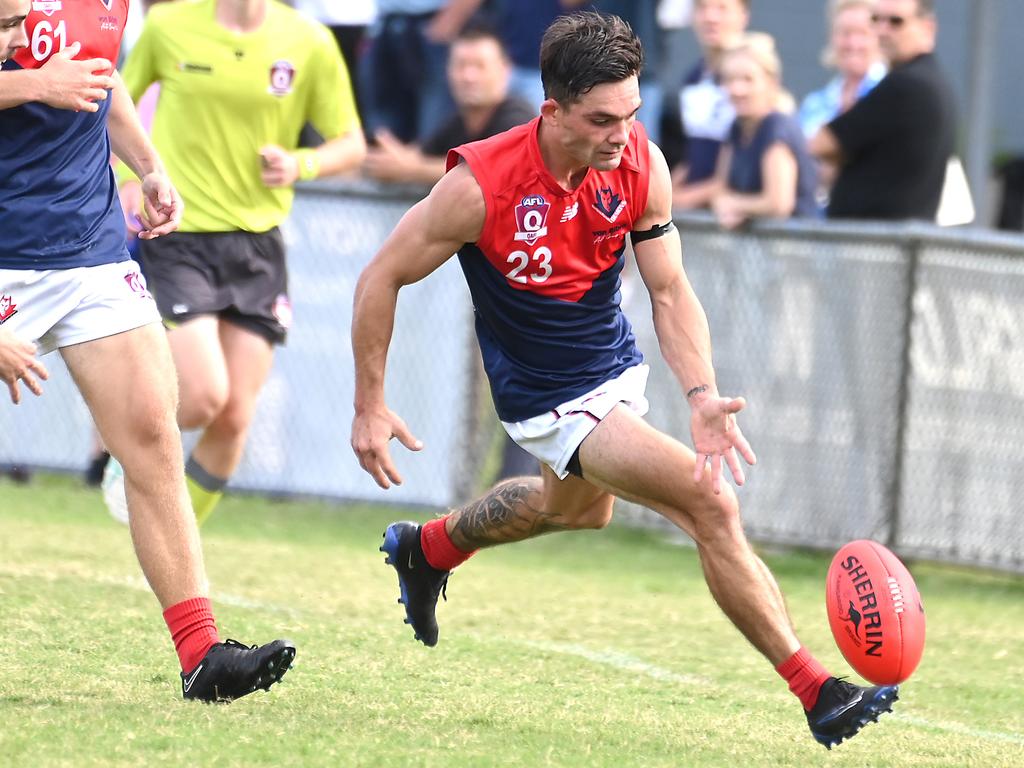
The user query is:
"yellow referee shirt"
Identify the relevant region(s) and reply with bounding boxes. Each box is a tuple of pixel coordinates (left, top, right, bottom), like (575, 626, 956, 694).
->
(122, 0, 360, 233)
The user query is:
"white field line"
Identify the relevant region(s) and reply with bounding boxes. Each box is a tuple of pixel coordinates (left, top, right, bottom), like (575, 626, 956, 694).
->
(515, 638, 712, 687)
(3, 562, 1022, 747)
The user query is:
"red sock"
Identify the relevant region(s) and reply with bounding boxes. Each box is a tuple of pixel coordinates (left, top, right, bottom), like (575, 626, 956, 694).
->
(421, 516, 475, 571)
(776, 647, 831, 710)
(163, 597, 220, 673)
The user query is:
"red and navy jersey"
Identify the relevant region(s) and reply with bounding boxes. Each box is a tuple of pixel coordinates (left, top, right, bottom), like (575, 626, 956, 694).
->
(447, 117, 651, 422)
(1, 0, 130, 269)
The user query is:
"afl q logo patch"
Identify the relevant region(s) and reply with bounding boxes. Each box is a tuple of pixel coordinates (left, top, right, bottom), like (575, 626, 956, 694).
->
(514, 194, 550, 246)
(268, 60, 296, 96)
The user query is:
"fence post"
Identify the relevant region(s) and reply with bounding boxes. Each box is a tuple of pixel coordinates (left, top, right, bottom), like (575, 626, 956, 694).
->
(886, 237, 921, 550)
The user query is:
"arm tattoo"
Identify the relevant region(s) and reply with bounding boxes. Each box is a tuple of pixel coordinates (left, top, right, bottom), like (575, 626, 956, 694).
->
(686, 384, 709, 400)
(449, 478, 569, 550)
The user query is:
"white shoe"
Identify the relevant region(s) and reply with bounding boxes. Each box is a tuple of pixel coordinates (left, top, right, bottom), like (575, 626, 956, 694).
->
(101, 456, 129, 525)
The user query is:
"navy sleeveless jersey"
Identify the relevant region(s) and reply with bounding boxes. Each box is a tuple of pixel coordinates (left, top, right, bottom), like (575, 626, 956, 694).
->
(447, 117, 651, 422)
(0, 0, 130, 270)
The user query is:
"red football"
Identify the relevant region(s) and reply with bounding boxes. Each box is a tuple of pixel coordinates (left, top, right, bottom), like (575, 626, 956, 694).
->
(826, 540, 926, 685)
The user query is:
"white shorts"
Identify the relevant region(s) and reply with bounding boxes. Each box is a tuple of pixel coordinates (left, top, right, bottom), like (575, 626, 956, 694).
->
(0, 261, 160, 355)
(502, 364, 650, 480)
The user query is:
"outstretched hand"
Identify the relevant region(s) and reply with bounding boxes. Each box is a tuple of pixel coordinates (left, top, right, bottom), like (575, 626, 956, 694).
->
(351, 406, 423, 489)
(689, 393, 757, 494)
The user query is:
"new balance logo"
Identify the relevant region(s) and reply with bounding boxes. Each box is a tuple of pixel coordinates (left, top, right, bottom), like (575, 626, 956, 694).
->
(182, 664, 204, 693)
(560, 202, 579, 222)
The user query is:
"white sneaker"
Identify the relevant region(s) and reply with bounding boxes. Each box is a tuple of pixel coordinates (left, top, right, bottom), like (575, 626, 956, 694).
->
(101, 456, 129, 525)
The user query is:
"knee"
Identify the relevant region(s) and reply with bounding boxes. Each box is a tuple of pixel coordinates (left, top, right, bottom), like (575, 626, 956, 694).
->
(179, 386, 228, 429)
(207, 396, 257, 440)
(687, 484, 742, 545)
(119, 401, 182, 468)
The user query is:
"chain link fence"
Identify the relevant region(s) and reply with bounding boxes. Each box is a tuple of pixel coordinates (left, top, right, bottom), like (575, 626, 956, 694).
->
(2, 182, 1022, 572)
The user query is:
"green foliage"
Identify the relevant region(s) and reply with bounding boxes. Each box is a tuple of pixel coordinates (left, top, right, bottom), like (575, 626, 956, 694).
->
(1, 475, 1022, 767)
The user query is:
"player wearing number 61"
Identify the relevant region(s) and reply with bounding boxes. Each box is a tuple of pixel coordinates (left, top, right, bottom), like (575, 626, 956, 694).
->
(351, 11, 899, 750)
(0, 0, 294, 702)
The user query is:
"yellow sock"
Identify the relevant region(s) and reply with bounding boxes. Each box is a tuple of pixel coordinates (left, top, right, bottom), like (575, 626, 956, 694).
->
(187, 475, 224, 527)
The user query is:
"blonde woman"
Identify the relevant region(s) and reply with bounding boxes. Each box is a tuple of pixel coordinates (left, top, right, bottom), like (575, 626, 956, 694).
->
(799, 0, 886, 139)
(710, 34, 817, 229)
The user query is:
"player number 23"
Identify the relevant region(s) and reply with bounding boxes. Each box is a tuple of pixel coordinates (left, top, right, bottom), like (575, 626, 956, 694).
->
(506, 247, 553, 284)
(31, 20, 68, 62)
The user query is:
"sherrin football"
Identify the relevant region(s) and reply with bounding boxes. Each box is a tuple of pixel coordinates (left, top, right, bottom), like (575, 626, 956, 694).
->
(826, 539, 925, 685)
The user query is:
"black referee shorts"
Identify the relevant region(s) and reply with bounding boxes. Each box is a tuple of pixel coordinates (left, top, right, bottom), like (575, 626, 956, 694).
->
(140, 228, 291, 345)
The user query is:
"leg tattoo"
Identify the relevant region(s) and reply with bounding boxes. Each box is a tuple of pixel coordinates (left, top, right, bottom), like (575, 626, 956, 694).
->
(448, 478, 567, 550)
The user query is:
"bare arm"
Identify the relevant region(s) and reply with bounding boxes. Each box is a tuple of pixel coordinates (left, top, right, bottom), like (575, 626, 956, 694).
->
(260, 128, 367, 187)
(307, 127, 367, 178)
(107, 69, 163, 180)
(809, 124, 843, 163)
(635, 141, 756, 490)
(0, 43, 113, 111)
(363, 129, 447, 186)
(672, 145, 728, 211)
(635, 142, 718, 402)
(712, 142, 798, 228)
(351, 162, 486, 488)
(106, 69, 182, 238)
(426, 0, 485, 42)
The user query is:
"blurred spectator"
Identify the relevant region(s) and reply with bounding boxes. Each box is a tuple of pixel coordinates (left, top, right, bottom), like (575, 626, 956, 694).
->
(809, 0, 956, 221)
(663, 0, 750, 210)
(363, 26, 534, 185)
(798, 0, 886, 139)
(710, 34, 817, 228)
(481, 0, 592, 112)
(295, 0, 376, 123)
(360, 0, 478, 144)
(594, 1, 664, 142)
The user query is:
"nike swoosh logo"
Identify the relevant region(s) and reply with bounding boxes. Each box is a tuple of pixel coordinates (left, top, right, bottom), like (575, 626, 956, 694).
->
(183, 664, 203, 693)
(822, 691, 863, 723)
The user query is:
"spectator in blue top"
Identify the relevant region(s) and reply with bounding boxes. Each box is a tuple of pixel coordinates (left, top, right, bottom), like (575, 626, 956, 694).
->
(710, 34, 817, 228)
(798, 0, 886, 139)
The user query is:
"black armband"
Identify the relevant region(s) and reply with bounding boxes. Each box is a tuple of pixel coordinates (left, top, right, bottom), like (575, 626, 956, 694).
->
(630, 221, 676, 244)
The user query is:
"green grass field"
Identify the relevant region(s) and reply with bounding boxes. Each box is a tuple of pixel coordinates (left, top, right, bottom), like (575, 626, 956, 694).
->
(1, 474, 1022, 768)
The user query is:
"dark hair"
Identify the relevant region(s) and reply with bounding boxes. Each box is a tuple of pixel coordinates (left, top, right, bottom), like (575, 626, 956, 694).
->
(454, 22, 509, 59)
(914, 0, 936, 15)
(540, 12, 644, 104)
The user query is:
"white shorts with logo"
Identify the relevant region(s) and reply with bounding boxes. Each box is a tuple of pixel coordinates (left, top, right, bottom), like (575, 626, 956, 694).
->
(0, 260, 160, 355)
(502, 364, 650, 480)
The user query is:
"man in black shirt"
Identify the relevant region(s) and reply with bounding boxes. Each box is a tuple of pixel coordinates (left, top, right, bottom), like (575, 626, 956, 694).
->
(363, 26, 535, 186)
(809, 0, 956, 221)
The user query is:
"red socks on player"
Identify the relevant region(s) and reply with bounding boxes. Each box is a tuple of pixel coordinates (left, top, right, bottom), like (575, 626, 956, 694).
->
(777, 647, 831, 710)
(163, 596, 220, 673)
(421, 516, 476, 571)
